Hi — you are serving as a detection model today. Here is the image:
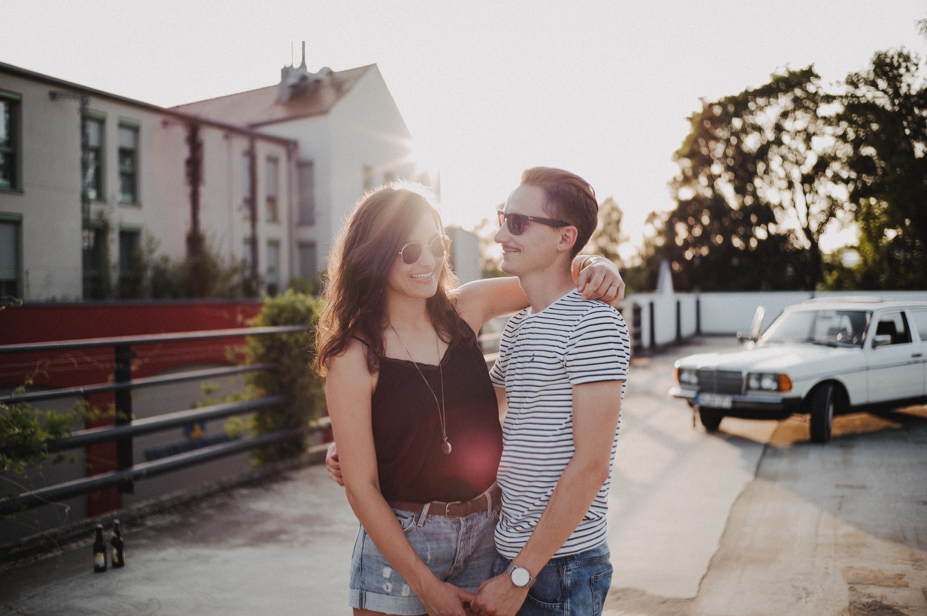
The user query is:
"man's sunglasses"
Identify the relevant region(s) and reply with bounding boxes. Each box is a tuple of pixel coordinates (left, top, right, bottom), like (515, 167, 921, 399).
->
(497, 210, 569, 235)
(398, 235, 452, 265)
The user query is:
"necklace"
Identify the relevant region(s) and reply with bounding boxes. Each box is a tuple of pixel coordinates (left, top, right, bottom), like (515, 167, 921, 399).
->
(388, 323, 452, 455)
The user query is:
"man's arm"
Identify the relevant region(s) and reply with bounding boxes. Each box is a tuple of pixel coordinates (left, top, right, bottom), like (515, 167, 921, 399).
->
(470, 379, 624, 616)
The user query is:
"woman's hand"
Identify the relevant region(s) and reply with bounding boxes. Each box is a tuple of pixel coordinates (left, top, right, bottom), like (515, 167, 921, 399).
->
(325, 441, 344, 487)
(574, 256, 625, 306)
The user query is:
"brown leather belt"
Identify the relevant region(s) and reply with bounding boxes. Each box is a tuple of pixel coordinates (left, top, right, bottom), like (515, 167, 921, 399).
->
(388, 483, 501, 518)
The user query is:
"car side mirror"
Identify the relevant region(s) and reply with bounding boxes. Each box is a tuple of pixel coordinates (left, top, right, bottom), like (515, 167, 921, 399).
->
(738, 306, 766, 343)
(872, 334, 892, 348)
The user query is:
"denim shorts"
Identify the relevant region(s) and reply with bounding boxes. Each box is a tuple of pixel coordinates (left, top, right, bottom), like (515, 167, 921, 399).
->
(349, 507, 499, 615)
(491, 542, 612, 616)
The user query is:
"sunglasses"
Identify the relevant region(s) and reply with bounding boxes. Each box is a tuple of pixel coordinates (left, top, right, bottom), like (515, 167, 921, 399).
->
(398, 235, 452, 265)
(497, 210, 569, 235)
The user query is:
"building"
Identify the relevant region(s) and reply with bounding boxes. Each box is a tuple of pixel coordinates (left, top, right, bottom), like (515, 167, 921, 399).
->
(0, 48, 434, 302)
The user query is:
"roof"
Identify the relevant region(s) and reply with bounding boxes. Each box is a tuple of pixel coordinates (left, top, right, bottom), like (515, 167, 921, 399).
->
(170, 65, 373, 128)
(0, 62, 295, 145)
(796, 297, 927, 310)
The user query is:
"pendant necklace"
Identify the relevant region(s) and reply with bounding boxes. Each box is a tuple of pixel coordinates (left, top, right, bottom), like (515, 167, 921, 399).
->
(389, 323, 452, 455)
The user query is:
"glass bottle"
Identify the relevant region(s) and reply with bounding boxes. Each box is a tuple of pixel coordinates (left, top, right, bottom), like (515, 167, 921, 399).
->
(111, 519, 125, 568)
(93, 524, 107, 572)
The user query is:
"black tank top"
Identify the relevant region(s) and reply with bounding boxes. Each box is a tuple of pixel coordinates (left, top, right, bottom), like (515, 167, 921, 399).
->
(370, 326, 502, 503)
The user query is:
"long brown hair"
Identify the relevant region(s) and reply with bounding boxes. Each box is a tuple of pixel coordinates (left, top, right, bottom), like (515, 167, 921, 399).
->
(315, 183, 467, 376)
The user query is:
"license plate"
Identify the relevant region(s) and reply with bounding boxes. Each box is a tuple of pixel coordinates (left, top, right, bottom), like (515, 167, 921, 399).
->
(696, 393, 733, 409)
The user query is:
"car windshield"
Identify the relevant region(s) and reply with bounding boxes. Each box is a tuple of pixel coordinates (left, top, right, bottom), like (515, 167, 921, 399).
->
(759, 309, 870, 348)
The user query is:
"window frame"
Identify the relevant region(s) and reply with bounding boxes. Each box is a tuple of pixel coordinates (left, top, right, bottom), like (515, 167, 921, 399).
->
(0, 213, 22, 299)
(0, 89, 23, 193)
(265, 157, 279, 223)
(84, 111, 105, 202)
(117, 120, 139, 205)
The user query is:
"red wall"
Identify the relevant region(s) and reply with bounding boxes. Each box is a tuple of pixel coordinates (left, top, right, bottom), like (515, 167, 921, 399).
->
(0, 300, 264, 389)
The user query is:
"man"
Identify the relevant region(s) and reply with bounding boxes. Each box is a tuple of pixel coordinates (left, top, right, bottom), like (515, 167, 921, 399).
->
(470, 167, 629, 616)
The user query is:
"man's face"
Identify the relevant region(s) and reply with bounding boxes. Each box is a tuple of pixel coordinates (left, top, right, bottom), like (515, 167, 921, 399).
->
(494, 184, 562, 277)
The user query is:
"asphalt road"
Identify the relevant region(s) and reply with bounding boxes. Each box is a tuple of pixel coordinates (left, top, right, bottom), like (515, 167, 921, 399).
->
(2, 336, 925, 616)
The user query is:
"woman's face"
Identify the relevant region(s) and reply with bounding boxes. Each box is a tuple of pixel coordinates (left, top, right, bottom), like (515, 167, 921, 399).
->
(384, 214, 446, 302)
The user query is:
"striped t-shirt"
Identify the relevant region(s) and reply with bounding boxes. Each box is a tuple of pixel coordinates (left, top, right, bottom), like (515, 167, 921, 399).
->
(488, 290, 630, 559)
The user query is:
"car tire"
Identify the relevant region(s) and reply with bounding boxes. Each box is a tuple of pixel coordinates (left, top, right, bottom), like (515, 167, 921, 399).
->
(699, 407, 724, 432)
(809, 383, 834, 444)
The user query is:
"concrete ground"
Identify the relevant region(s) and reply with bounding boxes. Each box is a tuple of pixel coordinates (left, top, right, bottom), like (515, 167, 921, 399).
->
(2, 336, 925, 616)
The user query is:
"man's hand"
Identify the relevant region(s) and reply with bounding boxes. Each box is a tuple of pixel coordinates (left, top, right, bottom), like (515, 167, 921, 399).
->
(469, 572, 529, 616)
(325, 441, 344, 487)
(418, 578, 475, 616)
(577, 256, 625, 306)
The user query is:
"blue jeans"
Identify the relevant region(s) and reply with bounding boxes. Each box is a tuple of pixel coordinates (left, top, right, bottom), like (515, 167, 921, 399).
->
(349, 507, 499, 615)
(491, 542, 612, 616)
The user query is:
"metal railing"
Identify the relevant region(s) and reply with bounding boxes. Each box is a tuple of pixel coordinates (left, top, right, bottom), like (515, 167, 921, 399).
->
(0, 326, 319, 516)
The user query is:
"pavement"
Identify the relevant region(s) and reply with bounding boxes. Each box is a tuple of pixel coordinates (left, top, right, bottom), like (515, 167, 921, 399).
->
(2, 336, 926, 616)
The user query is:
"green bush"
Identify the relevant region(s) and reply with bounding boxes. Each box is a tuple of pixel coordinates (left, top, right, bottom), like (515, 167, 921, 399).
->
(235, 289, 326, 464)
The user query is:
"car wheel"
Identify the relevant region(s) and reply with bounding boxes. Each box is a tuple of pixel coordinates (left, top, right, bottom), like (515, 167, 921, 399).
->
(809, 383, 834, 444)
(699, 407, 723, 432)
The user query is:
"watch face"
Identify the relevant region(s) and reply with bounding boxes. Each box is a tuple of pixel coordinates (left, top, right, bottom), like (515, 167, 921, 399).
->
(511, 567, 530, 587)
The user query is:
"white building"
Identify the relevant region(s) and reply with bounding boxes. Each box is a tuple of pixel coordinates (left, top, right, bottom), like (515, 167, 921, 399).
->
(0, 50, 432, 301)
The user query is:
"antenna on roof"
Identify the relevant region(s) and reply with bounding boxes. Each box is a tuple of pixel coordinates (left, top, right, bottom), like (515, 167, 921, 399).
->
(300, 41, 307, 69)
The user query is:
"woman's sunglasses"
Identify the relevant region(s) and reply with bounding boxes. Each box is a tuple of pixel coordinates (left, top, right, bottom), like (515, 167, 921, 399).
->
(497, 210, 569, 235)
(398, 235, 452, 265)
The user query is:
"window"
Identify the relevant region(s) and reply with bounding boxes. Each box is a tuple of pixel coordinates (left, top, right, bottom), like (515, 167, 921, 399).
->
(85, 115, 104, 201)
(266, 240, 280, 296)
(908, 310, 927, 344)
(265, 158, 279, 223)
(298, 242, 317, 280)
(297, 161, 315, 225)
(0, 90, 21, 191)
(873, 312, 912, 346)
(118, 123, 139, 204)
(82, 224, 109, 299)
(118, 228, 144, 298)
(0, 217, 21, 298)
(242, 152, 254, 219)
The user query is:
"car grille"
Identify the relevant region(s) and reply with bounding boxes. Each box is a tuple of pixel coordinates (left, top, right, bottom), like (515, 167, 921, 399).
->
(697, 370, 744, 395)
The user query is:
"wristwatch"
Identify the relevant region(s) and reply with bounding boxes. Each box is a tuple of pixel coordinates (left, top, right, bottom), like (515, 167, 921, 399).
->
(506, 562, 536, 589)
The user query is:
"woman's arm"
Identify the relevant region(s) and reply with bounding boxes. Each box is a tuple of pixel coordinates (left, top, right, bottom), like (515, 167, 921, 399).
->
(454, 255, 625, 334)
(326, 342, 472, 615)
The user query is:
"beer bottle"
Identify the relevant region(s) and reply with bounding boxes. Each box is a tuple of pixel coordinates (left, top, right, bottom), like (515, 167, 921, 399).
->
(93, 524, 107, 572)
(111, 519, 125, 568)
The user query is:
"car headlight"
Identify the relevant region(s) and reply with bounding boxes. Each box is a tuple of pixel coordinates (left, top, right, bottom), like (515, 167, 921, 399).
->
(747, 373, 792, 392)
(676, 367, 699, 387)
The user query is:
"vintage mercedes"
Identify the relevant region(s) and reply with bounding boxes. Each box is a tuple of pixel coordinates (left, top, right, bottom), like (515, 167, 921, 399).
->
(670, 298, 927, 443)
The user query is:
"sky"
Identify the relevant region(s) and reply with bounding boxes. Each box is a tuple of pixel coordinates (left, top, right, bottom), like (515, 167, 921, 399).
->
(3, 0, 925, 259)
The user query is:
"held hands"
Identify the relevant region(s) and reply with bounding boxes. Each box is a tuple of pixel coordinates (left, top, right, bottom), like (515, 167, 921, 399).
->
(419, 578, 476, 616)
(469, 573, 528, 616)
(325, 441, 344, 486)
(575, 256, 625, 306)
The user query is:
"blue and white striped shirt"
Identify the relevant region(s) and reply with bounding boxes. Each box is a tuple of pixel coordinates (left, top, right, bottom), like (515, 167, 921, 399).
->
(489, 290, 630, 558)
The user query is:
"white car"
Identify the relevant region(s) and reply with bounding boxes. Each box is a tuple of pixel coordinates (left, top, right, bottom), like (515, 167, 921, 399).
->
(670, 298, 927, 443)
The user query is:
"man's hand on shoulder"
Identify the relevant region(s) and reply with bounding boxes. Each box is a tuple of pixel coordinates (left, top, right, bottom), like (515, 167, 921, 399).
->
(469, 572, 529, 616)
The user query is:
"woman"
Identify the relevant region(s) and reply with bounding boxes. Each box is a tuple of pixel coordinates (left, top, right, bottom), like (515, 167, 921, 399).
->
(316, 182, 622, 616)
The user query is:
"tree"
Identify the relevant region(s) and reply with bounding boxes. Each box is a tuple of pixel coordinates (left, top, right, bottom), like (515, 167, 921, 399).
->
(664, 67, 847, 291)
(587, 197, 625, 264)
(837, 48, 927, 289)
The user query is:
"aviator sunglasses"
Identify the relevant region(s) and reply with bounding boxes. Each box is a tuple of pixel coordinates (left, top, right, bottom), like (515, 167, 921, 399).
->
(497, 210, 569, 235)
(398, 235, 452, 265)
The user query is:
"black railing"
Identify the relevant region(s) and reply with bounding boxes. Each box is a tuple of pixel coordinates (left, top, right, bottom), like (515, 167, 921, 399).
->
(0, 326, 320, 516)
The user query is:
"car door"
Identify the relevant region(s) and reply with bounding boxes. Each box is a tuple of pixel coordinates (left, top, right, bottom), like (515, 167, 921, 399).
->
(905, 309, 927, 395)
(866, 310, 923, 404)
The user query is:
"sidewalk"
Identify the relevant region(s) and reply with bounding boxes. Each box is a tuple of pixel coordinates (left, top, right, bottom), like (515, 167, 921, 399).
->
(1, 461, 357, 615)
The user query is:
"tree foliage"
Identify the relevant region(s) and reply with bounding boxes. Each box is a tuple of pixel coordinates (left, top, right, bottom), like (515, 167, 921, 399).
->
(662, 67, 847, 291)
(836, 48, 927, 289)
